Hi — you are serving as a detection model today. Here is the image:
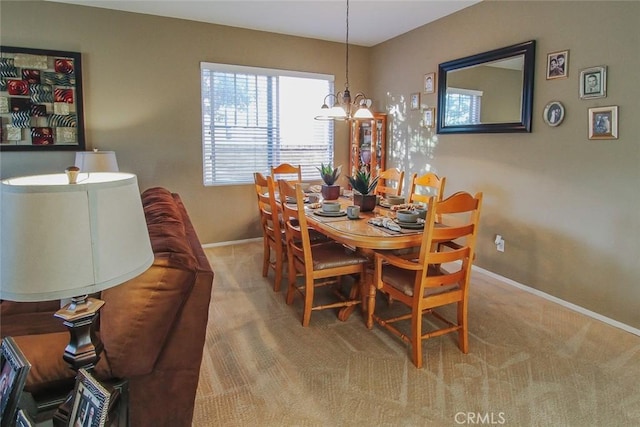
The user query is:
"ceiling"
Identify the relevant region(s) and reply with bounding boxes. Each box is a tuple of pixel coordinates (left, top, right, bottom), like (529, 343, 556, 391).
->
(47, 0, 481, 47)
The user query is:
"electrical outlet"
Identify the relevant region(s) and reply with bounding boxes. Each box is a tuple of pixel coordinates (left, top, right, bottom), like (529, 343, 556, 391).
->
(495, 234, 505, 252)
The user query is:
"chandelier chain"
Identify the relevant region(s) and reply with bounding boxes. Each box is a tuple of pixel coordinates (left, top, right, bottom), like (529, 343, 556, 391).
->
(345, 0, 349, 90)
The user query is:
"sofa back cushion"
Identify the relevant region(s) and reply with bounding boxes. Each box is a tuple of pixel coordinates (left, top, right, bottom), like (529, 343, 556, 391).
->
(99, 188, 199, 378)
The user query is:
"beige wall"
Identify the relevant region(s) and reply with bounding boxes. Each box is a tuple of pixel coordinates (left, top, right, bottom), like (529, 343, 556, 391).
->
(371, 0, 639, 328)
(2, 1, 639, 329)
(0, 0, 368, 243)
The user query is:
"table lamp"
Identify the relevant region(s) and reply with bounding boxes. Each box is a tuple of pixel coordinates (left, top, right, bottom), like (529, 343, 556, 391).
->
(0, 172, 153, 422)
(74, 149, 119, 172)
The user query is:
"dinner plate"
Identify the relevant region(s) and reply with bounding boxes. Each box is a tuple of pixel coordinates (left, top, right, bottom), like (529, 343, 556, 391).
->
(314, 210, 347, 217)
(378, 201, 393, 208)
(394, 219, 424, 229)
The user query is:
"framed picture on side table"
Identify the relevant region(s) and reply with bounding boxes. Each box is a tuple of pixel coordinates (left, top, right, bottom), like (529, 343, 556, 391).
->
(68, 368, 112, 427)
(0, 337, 31, 427)
(15, 409, 35, 427)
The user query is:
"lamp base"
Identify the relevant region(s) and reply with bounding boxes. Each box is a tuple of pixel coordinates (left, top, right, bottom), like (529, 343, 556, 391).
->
(52, 296, 105, 426)
(54, 296, 105, 370)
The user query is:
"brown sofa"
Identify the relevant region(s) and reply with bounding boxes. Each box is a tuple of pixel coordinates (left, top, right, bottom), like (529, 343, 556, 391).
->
(0, 187, 214, 426)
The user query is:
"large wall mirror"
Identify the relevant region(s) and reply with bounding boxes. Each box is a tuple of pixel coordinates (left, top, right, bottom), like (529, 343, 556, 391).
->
(436, 40, 536, 134)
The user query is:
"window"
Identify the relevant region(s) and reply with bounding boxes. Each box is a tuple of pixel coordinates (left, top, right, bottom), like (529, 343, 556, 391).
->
(444, 88, 483, 126)
(200, 63, 334, 186)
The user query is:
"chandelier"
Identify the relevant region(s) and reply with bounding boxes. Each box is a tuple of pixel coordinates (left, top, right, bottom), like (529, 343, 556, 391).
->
(315, 0, 374, 121)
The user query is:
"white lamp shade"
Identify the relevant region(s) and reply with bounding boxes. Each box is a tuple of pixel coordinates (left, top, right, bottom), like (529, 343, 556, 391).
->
(0, 173, 153, 301)
(75, 151, 119, 172)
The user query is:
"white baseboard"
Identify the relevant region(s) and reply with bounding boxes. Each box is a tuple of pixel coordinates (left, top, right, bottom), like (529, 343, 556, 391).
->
(202, 237, 262, 249)
(473, 265, 640, 337)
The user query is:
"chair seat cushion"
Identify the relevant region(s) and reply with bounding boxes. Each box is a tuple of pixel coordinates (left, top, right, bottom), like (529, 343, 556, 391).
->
(382, 264, 460, 297)
(311, 243, 369, 270)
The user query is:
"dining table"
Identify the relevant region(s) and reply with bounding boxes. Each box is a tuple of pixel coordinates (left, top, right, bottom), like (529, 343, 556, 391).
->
(303, 193, 427, 322)
(304, 194, 425, 250)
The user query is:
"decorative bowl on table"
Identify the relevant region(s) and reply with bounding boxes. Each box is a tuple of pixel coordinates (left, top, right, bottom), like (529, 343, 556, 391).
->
(396, 210, 419, 223)
(321, 201, 341, 213)
(386, 196, 405, 205)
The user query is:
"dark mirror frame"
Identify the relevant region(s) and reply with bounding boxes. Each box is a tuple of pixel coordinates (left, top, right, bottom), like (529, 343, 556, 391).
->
(436, 40, 536, 134)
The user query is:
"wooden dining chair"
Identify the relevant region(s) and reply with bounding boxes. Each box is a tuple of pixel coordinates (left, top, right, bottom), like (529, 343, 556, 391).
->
(271, 163, 302, 183)
(367, 191, 483, 368)
(254, 172, 287, 291)
(278, 179, 369, 326)
(375, 168, 405, 198)
(408, 172, 446, 204)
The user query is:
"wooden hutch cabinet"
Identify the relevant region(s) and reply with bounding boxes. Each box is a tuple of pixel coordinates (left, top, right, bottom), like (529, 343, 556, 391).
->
(349, 113, 387, 179)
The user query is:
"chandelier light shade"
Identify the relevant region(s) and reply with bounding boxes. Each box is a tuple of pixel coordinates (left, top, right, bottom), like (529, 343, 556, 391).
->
(315, 0, 374, 121)
(74, 149, 120, 172)
(0, 172, 153, 302)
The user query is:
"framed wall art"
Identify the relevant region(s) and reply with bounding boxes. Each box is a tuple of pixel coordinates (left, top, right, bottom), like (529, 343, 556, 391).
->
(580, 65, 607, 99)
(68, 368, 112, 427)
(0, 46, 85, 151)
(0, 337, 31, 427)
(423, 107, 435, 128)
(410, 92, 420, 110)
(543, 101, 565, 127)
(588, 105, 618, 140)
(546, 49, 569, 80)
(423, 72, 435, 94)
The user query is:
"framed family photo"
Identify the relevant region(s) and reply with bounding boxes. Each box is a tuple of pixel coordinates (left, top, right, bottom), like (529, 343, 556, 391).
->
(0, 337, 31, 427)
(423, 107, 435, 128)
(423, 72, 435, 94)
(580, 66, 607, 99)
(543, 101, 565, 127)
(68, 368, 112, 427)
(546, 49, 569, 80)
(410, 92, 420, 110)
(588, 105, 618, 140)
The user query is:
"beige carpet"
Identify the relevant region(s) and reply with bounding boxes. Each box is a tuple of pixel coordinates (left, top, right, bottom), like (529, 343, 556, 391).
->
(192, 241, 640, 426)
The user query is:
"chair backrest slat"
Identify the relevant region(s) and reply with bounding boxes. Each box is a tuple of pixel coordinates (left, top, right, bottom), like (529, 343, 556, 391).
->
(272, 163, 302, 183)
(416, 191, 482, 291)
(375, 168, 405, 197)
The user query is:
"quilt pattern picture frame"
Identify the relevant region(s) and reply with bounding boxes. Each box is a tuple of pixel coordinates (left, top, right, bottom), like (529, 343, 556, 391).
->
(0, 46, 85, 151)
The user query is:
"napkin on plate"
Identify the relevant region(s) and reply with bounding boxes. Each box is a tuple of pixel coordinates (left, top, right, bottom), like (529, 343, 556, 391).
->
(368, 217, 401, 232)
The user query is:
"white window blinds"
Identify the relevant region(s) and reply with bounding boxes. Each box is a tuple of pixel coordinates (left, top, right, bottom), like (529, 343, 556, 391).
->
(200, 63, 334, 186)
(444, 88, 483, 126)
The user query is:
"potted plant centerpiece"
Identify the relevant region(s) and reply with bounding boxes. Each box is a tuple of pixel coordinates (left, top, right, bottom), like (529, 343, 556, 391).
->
(348, 170, 379, 212)
(317, 163, 342, 200)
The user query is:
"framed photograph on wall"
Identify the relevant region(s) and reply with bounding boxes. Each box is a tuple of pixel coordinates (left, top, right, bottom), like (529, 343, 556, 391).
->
(0, 45, 86, 151)
(546, 49, 569, 80)
(423, 72, 435, 94)
(68, 368, 112, 427)
(0, 337, 31, 427)
(410, 92, 420, 110)
(543, 101, 565, 127)
(580, 66, 607, 99)
(588, 105, 618, 140)
(423, 107, 435, 128)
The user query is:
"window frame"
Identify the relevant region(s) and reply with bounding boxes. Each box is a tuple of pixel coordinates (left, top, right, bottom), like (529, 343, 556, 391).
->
(200, 62, 335, 186)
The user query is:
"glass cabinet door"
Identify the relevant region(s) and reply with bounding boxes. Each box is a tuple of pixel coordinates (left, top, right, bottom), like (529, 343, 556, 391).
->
(349, 113, 387, 178)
